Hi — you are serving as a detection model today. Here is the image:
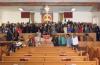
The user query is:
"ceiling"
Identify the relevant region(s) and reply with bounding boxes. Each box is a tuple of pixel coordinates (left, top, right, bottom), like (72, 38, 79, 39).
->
(0, 6, 96, 12)
(0, 0, 99, 12)
(0, 0, 100, 2)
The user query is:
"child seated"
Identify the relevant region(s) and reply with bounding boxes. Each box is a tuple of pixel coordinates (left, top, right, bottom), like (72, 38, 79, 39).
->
(35, 35, 41, 47)
(16, 40, 23, 49)
(72, 33, 79, 50)
(27, 35, 35, 47)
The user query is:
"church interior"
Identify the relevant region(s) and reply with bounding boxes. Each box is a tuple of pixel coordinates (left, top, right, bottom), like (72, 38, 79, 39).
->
(0, 0, 100, 65)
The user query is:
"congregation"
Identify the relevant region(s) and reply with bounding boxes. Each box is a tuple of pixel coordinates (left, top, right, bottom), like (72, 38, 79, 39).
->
(0, 20, 100, 34)
(0, 1, 100, 65)
(0, 20, 99, 41)
(0, 20, 99, 53)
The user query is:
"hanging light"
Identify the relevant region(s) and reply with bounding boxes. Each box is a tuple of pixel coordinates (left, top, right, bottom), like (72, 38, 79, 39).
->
(44, 5, 49, 13)
(71, 8, 76, 12)
(18, 8, 24, 11)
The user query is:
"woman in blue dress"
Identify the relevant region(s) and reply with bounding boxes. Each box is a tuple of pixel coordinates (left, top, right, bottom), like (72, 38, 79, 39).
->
(58, 34, 66, 46)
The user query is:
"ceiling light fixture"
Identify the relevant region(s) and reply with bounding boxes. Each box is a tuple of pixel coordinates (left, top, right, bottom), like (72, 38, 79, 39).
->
(18, 8, 24, 11)
(44, 5, 49, 13)
(71, 8, 76, 12)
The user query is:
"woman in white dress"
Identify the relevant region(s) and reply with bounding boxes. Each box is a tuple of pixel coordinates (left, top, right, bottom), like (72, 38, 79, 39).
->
(72, 33, 79, 50)
(35, 30, 42, 47)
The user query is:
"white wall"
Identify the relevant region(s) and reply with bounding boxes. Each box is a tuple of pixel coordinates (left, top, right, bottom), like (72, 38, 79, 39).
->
(34, 12, 41, 23)
(73, 12, 92, 23)
(1, 11, 29, 24)
(65, 12, 92, 23)
(53, 12, 59, 23)
(92, 12, 100, 26)
(0, 10, 100, 26)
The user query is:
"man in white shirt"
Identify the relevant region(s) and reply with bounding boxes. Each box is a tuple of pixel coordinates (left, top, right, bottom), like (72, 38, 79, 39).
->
(72, 33, 79, 50)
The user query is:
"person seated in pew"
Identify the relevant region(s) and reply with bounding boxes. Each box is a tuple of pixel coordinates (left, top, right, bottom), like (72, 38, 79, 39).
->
(58, 34, 66, 46)
(52, 35, 59, 46)
(94, 25, 100, 41)
(7, 42, 16, 53)
(83, 33, 94, 41)
(6, 28, 13, 41)
(13, 31, 19, 41)
(15, 40, 23, 49)
(27, 35, 35, 47)
(65, 34, 72, 47)
(36, 30, 41, 37)
(35, 34, 41, 47)
(42, 34, 52, 45)
(72, 33, 79, 50)
(18, 35, 24, 41)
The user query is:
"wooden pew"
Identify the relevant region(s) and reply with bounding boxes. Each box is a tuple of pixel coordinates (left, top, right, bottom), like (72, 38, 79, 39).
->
(44, 56, 87, 61)
(14, 51, 77, 53)
(84, 42, 100, 65)
(44, 61, 98, 65)
(22, 33, 35, 42)
(79, 41, 95, 48)
(93, 42, 100, 47)
(15, 49, 75, 53)
(0, 33, 96, 42)
(10, 52, 79, 56)
(11, 51, 79, 56)
(0, 61, 98, 65)
(12, 46, 74, 50)
(52, 33, 96, 41)
(10, 47, 78, 55)
(45, 53, 79, 56)
(93, 47, 100, 65)
(0, 61, 44, 65)
(2, 56, 44, 62)
(14, 47, 75, 52)
(2, 56, 87, 61)
(17, 46, 74, 50)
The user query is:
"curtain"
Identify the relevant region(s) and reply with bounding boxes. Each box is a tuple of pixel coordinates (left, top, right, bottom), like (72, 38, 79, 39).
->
(64, 12, 73, 18)
(59, 13, 64, 22)
(30, 12, 34, 23)
(21, 12, 30, 18)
